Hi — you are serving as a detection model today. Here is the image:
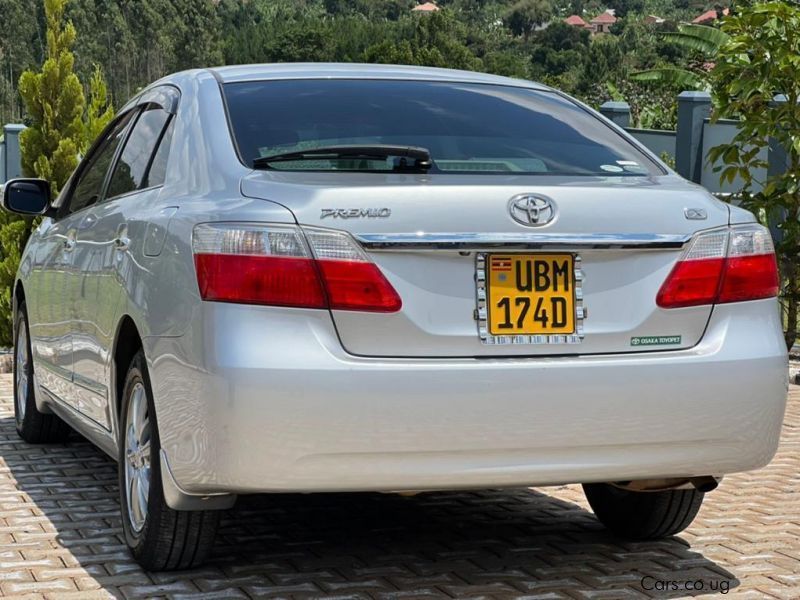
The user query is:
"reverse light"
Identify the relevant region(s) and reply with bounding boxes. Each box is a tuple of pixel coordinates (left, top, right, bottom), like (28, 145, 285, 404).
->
(656, 224, 779, 309)
(192, 223, 401, 312)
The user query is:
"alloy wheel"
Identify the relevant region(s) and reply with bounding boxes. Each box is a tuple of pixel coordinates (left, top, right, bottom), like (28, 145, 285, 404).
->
(124, 382, 151, 533)
(15, 325, 28, 422)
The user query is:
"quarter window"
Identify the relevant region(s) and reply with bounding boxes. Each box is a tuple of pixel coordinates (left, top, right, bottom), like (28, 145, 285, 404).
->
(68, 111, 134, 214)
(143, 117, 175, 189)
(106, 107, 171, 199)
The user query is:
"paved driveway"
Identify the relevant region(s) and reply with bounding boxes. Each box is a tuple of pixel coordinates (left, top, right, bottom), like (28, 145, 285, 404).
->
(1, 375, 798, 599)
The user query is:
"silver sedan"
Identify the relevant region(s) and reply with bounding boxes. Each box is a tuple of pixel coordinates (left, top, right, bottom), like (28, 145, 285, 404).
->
(2, 64, 787, 570)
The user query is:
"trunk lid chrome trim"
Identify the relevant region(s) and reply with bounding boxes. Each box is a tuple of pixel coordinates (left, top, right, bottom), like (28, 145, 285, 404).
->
(355, 232, 691, 250)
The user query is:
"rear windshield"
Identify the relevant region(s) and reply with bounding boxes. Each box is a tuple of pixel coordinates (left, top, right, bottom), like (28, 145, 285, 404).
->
(223, 79, 662, 176)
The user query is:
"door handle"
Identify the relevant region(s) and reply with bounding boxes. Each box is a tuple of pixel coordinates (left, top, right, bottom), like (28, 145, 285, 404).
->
(63, 238, 76, 252)
(114, 236, 130, 251)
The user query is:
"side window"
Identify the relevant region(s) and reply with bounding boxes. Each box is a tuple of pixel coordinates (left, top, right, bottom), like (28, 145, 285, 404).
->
(143, 117, 174, 189)
(68, 111, 135, 214)
(106, 107, 171, 199)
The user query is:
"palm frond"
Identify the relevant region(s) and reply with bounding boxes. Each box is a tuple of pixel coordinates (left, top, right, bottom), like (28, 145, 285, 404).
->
(661, 24, 730, 54)
(630, 67, 708, 89)
(677, 23, 730, 46)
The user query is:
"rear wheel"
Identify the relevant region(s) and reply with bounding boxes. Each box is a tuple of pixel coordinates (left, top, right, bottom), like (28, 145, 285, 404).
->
(118, 350, 219, 570)
(583, 482, 704, 540)
(14, 303, 71, 443)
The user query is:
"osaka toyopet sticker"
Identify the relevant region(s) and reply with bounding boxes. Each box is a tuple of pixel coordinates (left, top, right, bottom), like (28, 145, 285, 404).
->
(630, 335, 682, 346)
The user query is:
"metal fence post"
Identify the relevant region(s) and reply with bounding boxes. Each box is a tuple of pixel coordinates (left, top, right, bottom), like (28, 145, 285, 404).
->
(599, 101, 631, 128)
(3, 124, 25, 182)
(676, 91, 711, 183)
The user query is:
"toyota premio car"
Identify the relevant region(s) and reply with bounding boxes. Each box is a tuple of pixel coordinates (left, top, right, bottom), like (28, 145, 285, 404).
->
(3, 64, 787, 570)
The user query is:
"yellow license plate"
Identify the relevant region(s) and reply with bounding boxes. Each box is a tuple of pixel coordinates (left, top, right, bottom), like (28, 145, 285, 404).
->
(487, 254, 575, 335)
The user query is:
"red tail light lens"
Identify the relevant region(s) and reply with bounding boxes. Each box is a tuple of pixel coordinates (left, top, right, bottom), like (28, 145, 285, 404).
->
(192, 223, 401, 312)
(657, 225, 779, 309)
(318, 260, 402, 312)
(194, 254, 326, 308)
(303, 227, 401, 312)
(718, 254, 779, 303)
(656, 257, 725, 308)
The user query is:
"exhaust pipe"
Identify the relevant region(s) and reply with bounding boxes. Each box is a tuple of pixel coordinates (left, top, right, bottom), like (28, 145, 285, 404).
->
(612, 476, 721, 493)
(691, 476, 721, 492)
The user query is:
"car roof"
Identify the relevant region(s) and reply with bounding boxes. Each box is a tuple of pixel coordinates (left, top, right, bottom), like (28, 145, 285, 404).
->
(207, 63, 550, 90)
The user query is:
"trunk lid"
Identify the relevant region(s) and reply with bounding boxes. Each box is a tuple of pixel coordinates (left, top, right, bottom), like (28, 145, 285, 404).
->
(242, 172, 729, 357)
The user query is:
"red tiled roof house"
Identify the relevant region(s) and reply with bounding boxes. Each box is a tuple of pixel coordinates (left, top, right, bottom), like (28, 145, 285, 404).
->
(692, 8, 729, 24)
(591, 11, 617, 34)
(565, 15, 590, 28)
(412, 1, 440, 12)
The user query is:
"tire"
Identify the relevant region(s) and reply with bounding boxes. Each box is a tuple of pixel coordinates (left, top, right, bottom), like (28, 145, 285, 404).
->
(583, 482, 704, 540)
(13, 302, 71, 443)
(118, 349, 219, 570)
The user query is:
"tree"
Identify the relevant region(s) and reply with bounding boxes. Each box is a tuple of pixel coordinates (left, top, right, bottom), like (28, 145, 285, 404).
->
(82, 64, 114, 153)
(172, 0, 224, 70)
(578, 34, 624, 91)
(504, 0, 553, 41)
(708, 1, 800, 350)
(0, 0, 113, 345)
(483, 50, 531, 79)
(0, 209, 28, 343)
(607, 0, 644, 19)
(324, 0, 414, 19)
(364, 12, 482, 71)
(0, 0, 40, 124)
(17, 0, 112, 184)
(631, 23, 728, 89)
(0, 0, 87, 344)
(18, 0, 85, 192)
(529, 21, 590, 78)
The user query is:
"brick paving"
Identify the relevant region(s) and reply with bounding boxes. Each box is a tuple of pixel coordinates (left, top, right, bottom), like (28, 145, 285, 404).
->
(0, 374, 798, 599)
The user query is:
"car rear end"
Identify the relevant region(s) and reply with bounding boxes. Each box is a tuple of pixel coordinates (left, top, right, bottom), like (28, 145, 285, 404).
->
(152, 69, 787, 497)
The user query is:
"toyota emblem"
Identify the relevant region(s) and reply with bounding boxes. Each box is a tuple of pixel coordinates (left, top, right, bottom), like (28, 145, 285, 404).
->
(508, 194, 557, 227)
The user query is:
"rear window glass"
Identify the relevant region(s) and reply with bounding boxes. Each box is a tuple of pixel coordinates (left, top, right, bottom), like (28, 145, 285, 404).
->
(223, 79, 661, 176)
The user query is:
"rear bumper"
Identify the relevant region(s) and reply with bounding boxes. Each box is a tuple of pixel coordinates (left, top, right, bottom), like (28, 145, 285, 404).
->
(147, 298, 788, 496)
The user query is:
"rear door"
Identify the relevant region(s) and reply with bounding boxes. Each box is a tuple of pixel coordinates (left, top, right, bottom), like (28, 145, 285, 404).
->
(55, 111, 136, 423)
(228, 77, 728, 358)
(70, 91, 177, 429)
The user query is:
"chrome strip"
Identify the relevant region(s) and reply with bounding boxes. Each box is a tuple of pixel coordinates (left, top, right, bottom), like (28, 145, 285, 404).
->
(356, 232, 690, 250)
(73, 371, 108, 397)
(475, 253, 585, 345)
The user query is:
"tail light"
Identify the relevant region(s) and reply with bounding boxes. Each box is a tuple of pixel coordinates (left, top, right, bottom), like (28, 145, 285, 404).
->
(656, 224, 779, 309)
(193, 223, 401, 312)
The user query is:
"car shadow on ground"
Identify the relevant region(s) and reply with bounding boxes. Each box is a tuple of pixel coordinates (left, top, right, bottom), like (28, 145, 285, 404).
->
(1, 418, 739, 599)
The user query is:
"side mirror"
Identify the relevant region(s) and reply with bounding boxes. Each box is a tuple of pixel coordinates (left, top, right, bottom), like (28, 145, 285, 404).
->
(2, 178, 52, 216)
